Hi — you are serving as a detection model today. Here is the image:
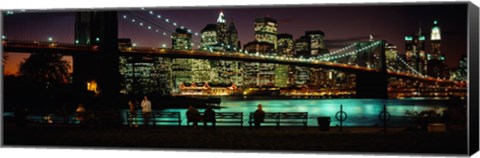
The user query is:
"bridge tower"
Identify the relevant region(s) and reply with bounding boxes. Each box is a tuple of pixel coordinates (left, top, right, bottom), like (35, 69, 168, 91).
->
(73, 11, 120, 107)
(355, 40, 388, 98)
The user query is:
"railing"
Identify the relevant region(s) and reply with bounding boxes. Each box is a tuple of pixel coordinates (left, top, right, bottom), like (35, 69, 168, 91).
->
(5, 105, 445, 130)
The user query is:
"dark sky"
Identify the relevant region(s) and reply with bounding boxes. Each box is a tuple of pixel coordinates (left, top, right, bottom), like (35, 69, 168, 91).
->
(3, 3, 468, 74)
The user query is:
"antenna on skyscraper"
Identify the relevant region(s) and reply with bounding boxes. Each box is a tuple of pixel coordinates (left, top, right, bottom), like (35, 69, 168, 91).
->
(417, 21, 422, 35)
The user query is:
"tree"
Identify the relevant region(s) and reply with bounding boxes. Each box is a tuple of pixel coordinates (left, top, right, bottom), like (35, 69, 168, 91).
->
(18, 53, 71, 87)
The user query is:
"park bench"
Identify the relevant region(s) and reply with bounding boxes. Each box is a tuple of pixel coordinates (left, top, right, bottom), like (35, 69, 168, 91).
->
(187, 112, 243, 127)
(248, 112, 308, 128)
(126, 112, 181, 126)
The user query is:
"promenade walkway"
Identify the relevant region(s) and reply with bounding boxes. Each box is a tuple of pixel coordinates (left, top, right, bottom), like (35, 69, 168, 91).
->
(3, 122, 467, 155)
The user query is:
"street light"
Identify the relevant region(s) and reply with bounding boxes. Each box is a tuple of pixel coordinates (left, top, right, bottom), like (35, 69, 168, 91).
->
(162, 44, 166, 48)
(132, 43, 137, 47)
(1, 35, 5, 39)
(48, 37, 53, 42)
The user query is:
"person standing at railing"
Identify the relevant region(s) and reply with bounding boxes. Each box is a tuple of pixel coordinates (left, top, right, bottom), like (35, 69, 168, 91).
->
(141, 96, 152, 127)
(253, 104, 265, 129)
(128, 100, 138, 128)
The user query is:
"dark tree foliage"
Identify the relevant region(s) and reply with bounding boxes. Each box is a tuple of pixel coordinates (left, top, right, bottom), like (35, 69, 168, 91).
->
(5, 53, 73, 110)
(18, 53, 71, 87)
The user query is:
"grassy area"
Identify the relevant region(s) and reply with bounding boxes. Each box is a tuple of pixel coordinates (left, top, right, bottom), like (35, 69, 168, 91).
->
(3, 123, 467, 155)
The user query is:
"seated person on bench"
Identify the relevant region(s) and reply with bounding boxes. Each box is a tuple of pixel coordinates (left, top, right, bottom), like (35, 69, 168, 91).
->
(203, 106, 216, 128)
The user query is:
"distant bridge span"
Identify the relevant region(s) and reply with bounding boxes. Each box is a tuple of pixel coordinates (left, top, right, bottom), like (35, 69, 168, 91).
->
(3, 40, 453, 84)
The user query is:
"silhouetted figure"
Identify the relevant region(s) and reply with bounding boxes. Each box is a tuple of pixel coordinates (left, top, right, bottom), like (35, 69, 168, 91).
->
(14, 106, 28, 127)
(203, 106, 216, 128)
(186, 105, 200, 129)
(141, 96, 152, 127)
(253, 104, 265, 129)
(75, 104, 87, 126)
(128, 100, 138, 127)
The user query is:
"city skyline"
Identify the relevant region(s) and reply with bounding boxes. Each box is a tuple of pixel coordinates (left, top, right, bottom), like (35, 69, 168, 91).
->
(2, 4, 468, 76)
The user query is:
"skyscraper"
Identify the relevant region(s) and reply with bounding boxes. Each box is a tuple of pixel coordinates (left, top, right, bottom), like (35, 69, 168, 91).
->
(427, 20, 447, 78)
(119, 56, 173, 96)
(404, 26, 427, 74)
(430, 20, 442, 60)
(305, 30, 329, 56)
(227, 22, 240, 51)
(294, 35, 310, 58)
(171, 28, 193, 91)
(200, 11, 240, 51)
(385, 43, 399, 71)
(217, 11, 228, 47)
(200, 11, 243, 86)
(275, 34, 295, 88)
(277, 33, 294, 56)
(254, 17, 278, 49)
(200, 24, 221, 51)
(172, 28, 192, 50)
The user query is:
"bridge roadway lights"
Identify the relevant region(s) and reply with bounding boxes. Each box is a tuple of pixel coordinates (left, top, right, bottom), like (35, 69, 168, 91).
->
(355, 71, 388, 98)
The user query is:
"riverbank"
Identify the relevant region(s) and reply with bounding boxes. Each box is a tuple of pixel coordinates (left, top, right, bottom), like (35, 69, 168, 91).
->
(3, 123, 467, 155)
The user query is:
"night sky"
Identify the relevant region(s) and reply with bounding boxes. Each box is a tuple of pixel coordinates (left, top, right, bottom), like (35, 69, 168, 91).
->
(2, 3, 468, 75)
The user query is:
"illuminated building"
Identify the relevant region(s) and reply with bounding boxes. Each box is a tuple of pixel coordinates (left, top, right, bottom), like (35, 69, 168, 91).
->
(227, 22, 240, 51)
(171, 28, 193, 91)
(200, 11, 240, 51)
(306, 30, 329, 56)
(242, 62, 259, 87)
(243, 41, 275, 54)
(242, 41, 276, 87)
(254, 17, 278, 49)
(451, 55, 467, 81)
(212, 60, 243, 86)
(200, 24, 221, 51)
(385, 43, 398, 70)
(275, 34, 294, 87)
(430, 20, 442, 60)
(294, 36, 310, 58)
(294, 66, 309, 85)
(172, 28, 192, 50)
(200, 11, 243, 85)
(293, 36, 310, 86)
(191, 59, 216, 83)
(277, 33, 294, 56)
(119, 56, 173, 96)
(171, 58, 192, 91)
(217, 11, 228, 47)
(427, 20, 447, 78)
(404, 26, 427, 74)
(274, 64, 290, 88)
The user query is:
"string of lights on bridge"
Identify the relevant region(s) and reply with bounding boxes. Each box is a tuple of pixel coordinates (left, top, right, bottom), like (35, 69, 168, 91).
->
(319, 43, 357, 59)
(393, 51, 425, 77)
(141, 8, 198, 36)
(121, 9, 217, 50)
(320, 41, 382, 61)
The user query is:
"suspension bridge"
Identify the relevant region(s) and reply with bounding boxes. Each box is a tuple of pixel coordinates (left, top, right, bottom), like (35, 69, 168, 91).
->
(2, 10, 458, 99)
